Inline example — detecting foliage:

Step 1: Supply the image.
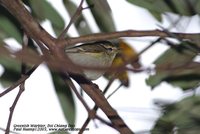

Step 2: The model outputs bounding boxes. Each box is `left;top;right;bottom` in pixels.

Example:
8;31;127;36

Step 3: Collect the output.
127;0;200;21
51;72;75;124
152;96;200;134
146;41;200;90
0;5;22;42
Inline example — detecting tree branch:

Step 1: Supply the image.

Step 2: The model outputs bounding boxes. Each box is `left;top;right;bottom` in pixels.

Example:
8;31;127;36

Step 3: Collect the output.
5;33;29;133
71;75;133;134
0;0;56;51
58;0;84;39
0;65;38;97
5;83;25;134
60;73;91;112
58;29;200;47
79;79;115;133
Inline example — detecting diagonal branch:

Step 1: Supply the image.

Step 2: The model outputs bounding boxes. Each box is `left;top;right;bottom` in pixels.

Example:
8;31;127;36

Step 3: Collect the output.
79;79;115;134
0;0;56;51
60;73;91;112
71;75;133;133
0;64;38;97
58;0;84;39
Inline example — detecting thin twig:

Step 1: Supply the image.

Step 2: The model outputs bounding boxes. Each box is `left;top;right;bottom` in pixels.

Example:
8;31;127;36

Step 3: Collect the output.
60;73;90;112
79;79;115;134
107;84;123;99
0;64;38;97
71;75;133;133
5;33;29;134
5;82;25;134
58;0;84;39
95;115;114;129
65;72;123;130
103;78;116;94
61;73;115;134
0;127;20;134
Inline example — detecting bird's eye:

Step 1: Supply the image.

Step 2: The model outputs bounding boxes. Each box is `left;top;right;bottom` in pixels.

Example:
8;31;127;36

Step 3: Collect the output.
107;47;113;51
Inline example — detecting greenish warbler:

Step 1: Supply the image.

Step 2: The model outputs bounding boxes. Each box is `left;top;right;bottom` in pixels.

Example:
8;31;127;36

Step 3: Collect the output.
65;41;118;80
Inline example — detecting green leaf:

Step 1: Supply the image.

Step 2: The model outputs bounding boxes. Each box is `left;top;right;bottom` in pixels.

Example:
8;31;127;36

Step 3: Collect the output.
168;0;200;16
146;41;200;90
0;67;21;87
0;16;22;43
51;72;76;124
0;40;38;87
127;0;172;21
63;0;92;35
0;56;21;87
152;96;200;134
127;0;200;21
148;10;162;22
0;44;21;87
86;0;116;32
0;5;22;43
27;0;65;36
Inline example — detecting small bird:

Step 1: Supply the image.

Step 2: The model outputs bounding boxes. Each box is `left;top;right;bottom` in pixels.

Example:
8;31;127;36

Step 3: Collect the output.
65;41;118;80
